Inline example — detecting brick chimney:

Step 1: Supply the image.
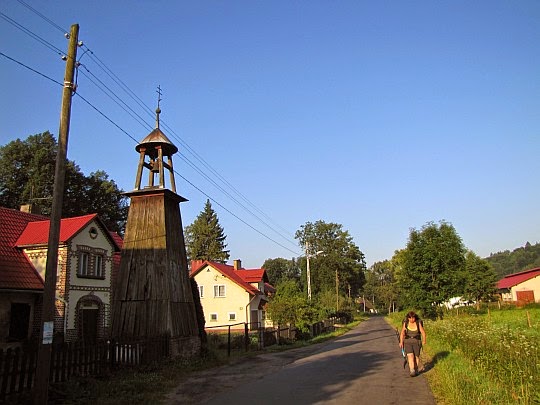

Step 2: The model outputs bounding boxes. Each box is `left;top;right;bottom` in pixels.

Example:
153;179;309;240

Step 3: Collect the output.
191;260;205;272
233;259;242;270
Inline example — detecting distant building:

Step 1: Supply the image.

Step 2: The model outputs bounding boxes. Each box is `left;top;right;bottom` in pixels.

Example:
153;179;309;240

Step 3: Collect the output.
190;259;274;330
497;268;540;304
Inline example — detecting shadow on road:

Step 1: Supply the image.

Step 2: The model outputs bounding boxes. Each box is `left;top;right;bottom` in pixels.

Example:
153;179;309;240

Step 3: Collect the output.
167;317;436;404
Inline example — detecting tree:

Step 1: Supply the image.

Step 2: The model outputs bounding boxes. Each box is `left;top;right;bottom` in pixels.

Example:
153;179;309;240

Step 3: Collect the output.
261;257;299;286
485;241;540;278
264;279;320;333
463;251;498;305
398;221;466;318
0;132;128;233
364;260;399;313
295;220;366;305
185;199;230;263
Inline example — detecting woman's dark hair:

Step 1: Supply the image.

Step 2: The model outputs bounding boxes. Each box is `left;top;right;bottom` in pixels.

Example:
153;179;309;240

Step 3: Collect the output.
407;311;418;320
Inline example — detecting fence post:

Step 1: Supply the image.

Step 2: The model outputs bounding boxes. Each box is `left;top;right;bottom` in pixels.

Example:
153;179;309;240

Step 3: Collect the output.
227;326;231;357
244;323;249;352
1;348;13;400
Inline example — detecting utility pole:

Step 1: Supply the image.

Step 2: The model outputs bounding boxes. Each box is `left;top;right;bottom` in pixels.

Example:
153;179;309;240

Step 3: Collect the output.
306;242;312;301
33;23;79;405
335;269;339;312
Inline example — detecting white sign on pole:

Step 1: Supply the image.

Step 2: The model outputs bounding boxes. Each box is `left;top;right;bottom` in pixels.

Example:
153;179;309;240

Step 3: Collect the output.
43;321;54;344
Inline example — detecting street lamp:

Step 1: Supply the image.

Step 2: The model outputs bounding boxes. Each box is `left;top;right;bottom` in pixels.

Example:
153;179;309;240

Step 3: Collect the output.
305;242;323;301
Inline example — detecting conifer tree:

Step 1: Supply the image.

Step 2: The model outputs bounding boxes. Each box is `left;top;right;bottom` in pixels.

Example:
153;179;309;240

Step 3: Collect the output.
185;199;230;263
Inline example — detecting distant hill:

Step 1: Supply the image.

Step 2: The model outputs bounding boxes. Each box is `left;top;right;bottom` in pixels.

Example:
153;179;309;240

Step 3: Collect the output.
484;241;540;279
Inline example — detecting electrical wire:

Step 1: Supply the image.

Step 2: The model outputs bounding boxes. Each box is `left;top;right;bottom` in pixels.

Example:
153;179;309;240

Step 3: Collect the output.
15;0;68;35
1;9;301;255
0;12;65;57
1;51;301;255
0;51;62;86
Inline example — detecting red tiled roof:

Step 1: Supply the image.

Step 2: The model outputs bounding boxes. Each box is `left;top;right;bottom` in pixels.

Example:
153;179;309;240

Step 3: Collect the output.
235;269;268;283
190;260;264;295
497;268;540;289
0;207;47;290
15;214;98;246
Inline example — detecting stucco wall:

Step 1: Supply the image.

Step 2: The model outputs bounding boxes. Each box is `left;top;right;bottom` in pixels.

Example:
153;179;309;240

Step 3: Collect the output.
511;275;540;302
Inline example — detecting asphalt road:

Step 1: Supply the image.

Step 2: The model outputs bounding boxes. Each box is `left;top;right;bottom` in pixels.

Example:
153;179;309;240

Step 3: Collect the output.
165;316;436;405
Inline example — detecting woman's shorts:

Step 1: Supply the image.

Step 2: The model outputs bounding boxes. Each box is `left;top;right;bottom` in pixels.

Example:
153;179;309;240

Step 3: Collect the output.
404;338;421;356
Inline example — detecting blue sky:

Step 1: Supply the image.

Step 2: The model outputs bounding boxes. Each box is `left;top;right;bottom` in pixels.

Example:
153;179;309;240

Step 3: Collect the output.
1;1;539;269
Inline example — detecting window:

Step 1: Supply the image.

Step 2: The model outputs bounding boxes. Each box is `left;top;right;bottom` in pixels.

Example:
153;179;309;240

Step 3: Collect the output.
198;285;204;298
95;255;104;277
9;303;30;341
228;313;236;321
210;313;218;321
77;245;107;279
214;285;226;298
79;252;89;276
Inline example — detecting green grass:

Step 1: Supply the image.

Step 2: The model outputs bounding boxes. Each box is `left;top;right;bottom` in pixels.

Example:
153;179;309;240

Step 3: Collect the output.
387;305;540;404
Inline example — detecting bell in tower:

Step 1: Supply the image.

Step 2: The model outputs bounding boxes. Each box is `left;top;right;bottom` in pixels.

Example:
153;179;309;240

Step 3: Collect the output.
112;94;201;358
133;105;178;192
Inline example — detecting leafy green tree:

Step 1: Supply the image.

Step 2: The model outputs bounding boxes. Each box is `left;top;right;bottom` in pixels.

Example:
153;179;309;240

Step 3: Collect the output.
463;251;498;305
0;132;57;209
185;199;230;263
0;132;128;233
265;279;320;332
398;221;466;318
295;220;366;303
261;257;299;286
365;260;399;314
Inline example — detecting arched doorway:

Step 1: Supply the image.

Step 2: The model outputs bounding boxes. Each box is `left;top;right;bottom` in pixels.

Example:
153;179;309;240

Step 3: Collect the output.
76;295;104;344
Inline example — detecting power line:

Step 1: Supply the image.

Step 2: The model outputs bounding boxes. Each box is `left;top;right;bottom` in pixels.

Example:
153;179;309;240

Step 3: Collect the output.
74;49;298;248
0;51;62;86
0;11;65;57
1;52;301;255
15;0;68;35
74;92;139;144
1;9;301;255
77;65;152;131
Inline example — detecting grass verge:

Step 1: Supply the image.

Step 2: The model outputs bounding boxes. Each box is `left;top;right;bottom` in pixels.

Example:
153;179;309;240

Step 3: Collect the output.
387;305;540;405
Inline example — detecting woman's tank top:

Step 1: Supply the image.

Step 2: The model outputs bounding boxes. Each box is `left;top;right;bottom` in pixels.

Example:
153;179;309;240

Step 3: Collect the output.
405;324;421;339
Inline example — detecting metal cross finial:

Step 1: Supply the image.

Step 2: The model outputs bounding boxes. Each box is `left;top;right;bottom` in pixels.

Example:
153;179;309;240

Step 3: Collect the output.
155;85;162;128
156;85;163;109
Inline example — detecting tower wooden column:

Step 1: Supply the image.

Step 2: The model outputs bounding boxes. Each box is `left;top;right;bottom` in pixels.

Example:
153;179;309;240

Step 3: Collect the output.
112;107;200;358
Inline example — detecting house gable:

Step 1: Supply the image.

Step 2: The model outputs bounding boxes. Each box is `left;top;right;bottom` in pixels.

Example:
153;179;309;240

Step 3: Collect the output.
193;263;251;325
190;261;272;328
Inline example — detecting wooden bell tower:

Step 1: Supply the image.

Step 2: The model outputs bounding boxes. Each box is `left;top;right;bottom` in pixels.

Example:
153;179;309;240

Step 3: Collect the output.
112;98;200;358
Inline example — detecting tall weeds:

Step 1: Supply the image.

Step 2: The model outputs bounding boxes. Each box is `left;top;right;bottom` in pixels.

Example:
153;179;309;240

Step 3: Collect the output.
388;305;540;404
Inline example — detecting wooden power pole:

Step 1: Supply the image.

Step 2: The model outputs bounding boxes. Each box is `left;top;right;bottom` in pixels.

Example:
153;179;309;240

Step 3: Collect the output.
33;23;79;405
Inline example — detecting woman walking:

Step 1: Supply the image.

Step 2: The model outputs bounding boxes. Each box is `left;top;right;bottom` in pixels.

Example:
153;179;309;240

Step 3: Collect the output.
399;311;427;377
